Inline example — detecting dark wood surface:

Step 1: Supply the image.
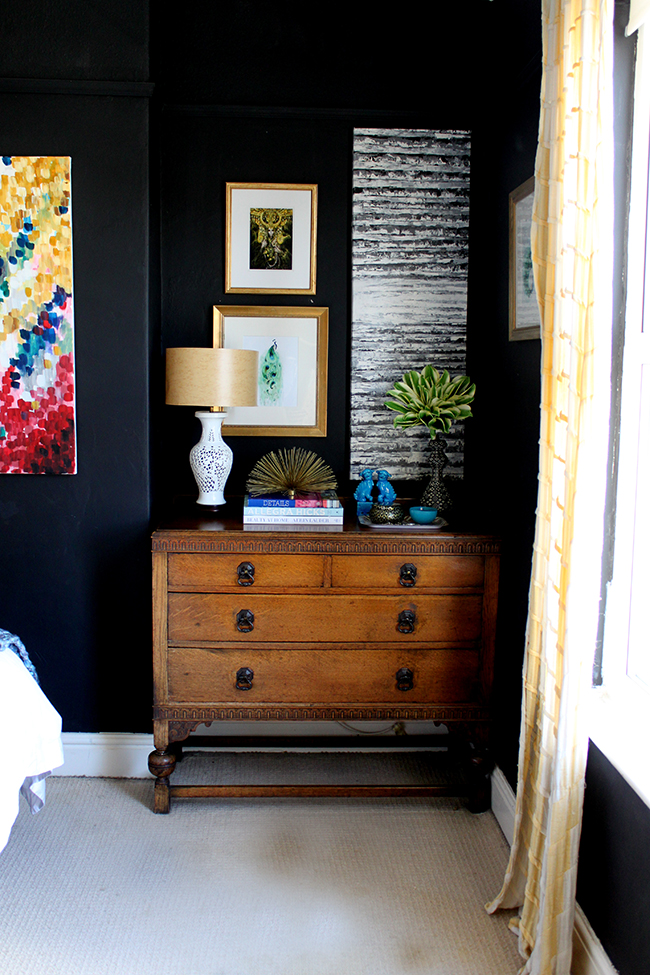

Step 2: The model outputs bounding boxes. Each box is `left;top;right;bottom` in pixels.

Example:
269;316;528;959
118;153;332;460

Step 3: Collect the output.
153;496;501;545
150;499;500;813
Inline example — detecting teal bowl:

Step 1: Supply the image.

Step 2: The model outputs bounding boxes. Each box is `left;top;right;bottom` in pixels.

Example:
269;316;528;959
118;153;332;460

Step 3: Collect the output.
409;506;438;524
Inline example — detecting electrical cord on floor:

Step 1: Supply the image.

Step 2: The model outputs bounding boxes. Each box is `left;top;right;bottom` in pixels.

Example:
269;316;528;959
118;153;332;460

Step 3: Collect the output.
336;721;407;736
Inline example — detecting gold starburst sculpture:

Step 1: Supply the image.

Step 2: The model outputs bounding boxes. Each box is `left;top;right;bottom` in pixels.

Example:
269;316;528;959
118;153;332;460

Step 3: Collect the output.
246;448;337;498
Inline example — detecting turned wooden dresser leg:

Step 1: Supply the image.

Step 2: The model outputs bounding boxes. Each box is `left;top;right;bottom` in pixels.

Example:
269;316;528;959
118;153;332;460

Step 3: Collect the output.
148;748;176;814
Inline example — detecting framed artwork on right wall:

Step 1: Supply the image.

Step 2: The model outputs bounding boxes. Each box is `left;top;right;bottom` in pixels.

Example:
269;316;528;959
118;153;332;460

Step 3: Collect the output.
509;176;541;341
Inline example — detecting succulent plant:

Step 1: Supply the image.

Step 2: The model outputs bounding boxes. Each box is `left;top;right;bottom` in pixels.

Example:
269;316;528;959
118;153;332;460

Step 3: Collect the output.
384;365;476;438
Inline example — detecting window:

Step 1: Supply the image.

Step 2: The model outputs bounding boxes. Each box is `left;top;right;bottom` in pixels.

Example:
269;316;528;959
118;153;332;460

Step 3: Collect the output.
590;16;650;807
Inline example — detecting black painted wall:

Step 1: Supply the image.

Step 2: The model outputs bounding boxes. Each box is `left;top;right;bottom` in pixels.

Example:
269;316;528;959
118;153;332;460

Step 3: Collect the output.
465;56;543;791
1;2;648;971
579;743;650;974
0;4;152;732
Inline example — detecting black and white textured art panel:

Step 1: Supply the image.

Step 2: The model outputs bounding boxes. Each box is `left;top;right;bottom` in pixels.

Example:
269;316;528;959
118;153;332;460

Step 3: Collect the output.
350;128;471;481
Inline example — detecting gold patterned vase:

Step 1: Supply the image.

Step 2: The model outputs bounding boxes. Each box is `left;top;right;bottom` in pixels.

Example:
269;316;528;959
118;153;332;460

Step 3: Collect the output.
420;436;453;511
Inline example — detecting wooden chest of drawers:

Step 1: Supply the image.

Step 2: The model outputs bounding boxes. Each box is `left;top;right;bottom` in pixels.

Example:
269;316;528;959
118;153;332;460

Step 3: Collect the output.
149;504;500;813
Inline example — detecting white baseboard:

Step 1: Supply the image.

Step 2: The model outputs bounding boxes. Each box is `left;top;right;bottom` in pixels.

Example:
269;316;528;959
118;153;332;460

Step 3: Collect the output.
572;907;619;975
54;726;446;778
490;767;618;975
490;766;516;844
56;733;154;778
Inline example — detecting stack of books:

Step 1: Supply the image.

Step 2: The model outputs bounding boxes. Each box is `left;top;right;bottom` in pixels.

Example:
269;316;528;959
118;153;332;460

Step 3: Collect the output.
243;491;344;526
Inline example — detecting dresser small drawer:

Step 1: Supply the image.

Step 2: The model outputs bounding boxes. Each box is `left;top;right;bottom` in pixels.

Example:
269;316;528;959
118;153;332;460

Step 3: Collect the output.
330;554;485;590
168;592;483;645
168;553;326;590
167;646;481;704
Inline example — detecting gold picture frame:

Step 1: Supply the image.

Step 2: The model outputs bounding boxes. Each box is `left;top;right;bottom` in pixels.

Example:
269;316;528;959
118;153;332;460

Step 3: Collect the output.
509;176;541;341
213;305;328;436
225;182;317;294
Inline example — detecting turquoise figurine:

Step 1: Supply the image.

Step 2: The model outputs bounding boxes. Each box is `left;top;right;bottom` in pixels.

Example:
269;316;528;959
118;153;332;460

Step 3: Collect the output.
354;468;375;515
354;468;375;503
376;469;396;505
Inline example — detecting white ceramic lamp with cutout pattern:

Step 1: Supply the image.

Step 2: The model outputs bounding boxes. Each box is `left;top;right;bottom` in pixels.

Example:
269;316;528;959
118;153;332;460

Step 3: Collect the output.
166;347;258;505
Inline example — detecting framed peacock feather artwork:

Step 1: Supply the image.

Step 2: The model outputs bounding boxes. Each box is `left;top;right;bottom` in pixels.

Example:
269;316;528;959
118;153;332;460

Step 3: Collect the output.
225;183;317;294
213;305;328;436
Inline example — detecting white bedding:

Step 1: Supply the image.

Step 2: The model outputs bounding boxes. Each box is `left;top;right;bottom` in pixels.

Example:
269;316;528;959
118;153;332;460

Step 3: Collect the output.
0;647;64;853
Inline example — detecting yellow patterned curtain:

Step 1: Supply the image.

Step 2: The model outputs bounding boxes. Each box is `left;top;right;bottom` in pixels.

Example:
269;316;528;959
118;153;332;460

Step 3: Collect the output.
487;2;614;974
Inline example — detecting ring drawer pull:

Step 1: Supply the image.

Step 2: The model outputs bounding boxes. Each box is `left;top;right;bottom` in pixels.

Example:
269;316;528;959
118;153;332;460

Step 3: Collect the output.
235;667;254;690
399;563;417;587
397;609;416;633
396;667;414;692
237;562;255;586
236;609;255;632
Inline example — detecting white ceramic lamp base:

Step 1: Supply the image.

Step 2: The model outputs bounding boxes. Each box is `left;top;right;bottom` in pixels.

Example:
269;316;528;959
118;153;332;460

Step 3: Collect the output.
189;411;233;505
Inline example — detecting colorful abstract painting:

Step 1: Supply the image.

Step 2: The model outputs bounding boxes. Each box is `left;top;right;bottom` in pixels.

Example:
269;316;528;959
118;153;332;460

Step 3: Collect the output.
0;156;75;474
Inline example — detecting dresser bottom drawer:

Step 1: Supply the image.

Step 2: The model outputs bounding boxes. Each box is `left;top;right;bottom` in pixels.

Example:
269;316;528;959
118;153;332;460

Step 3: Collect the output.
167;647;481;705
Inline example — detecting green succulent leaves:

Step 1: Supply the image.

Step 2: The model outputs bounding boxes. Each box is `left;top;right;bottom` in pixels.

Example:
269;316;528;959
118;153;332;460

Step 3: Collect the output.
385;365;476;438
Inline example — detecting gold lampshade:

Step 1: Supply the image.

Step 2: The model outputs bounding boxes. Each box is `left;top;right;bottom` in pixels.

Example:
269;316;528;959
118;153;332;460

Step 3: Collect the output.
165;347;258;408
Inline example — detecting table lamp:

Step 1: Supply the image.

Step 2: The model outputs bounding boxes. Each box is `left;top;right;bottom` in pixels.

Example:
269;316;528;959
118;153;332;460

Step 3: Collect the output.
166;346;258;505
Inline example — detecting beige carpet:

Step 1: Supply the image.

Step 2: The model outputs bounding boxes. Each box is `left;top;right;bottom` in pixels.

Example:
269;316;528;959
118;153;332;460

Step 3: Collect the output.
0;753;522;975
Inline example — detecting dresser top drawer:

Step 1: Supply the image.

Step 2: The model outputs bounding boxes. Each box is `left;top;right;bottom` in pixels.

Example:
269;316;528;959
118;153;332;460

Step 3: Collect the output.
330;554;485;590
168;553;326;591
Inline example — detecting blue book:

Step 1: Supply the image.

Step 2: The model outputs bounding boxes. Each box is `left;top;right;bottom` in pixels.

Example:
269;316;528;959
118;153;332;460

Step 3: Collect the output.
245;491;340;508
